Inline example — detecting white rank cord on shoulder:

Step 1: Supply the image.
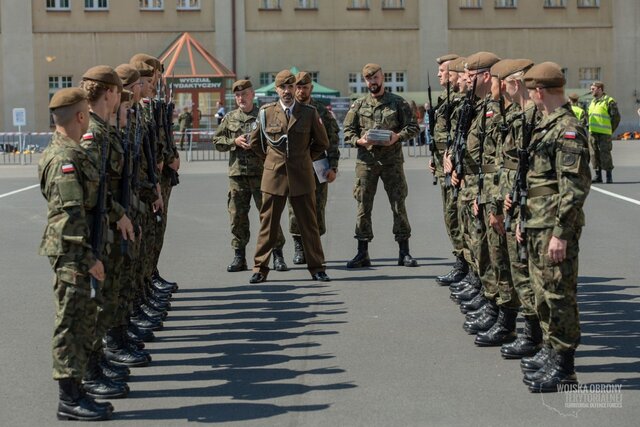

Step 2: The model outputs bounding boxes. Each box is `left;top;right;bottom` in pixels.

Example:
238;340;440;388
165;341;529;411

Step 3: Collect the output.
259;108;289;157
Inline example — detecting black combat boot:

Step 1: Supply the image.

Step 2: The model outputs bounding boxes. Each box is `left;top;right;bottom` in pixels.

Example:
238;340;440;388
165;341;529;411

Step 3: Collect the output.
523;346;557;386
521;344;553;373
592;169;603;183
82;353;129;399
347;240;371;268
151;274;176;294
128;321;155;342
501;316;542;359
272;248;289;271
227;248;247;272
528;349;578;392
463;300;498;334
605;170;613;183
474;307;518;346
292;235;306;265
57;378;113;421
436;255;468;285
450;285;480;304
98;349;130;381
104;326;151;368
449;271;481;293
153;268;178;291
398;240;418;267
465;297;498;321
131;304;163;331
460;293;488;314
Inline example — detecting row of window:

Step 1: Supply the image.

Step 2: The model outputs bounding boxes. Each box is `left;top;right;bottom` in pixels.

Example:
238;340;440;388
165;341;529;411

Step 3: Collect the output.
46;0;200;11
460;0;600;8
260;0;405;9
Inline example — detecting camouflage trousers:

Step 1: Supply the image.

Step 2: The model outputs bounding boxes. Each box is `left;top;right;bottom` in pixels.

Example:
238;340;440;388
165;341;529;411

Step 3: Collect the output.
289;180;328;236
459;199;497;296
138;206;158;294
441;181;464;258
151;174;174;271
118;224;141;325
589;133;613;171
49;257;98;380
527;227;582;352
458;198;477;272
353;162;411;242
228;175;284;250
505;222;536;317
484;205;519;308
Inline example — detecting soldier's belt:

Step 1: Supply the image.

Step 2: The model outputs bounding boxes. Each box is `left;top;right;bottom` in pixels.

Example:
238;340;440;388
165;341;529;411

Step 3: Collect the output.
465;164;480;174
481;164;499;173
503;158;518;170
528;184;559;198
435;141;447;150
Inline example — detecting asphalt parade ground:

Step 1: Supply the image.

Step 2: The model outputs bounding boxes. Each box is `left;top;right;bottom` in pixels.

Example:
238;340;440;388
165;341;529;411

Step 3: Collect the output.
1;143;639;427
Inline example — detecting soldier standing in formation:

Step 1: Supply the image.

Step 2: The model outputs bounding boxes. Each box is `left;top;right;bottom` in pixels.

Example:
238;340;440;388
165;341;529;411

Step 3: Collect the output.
343;63;420;268
587;80;620;183
214;79;287;273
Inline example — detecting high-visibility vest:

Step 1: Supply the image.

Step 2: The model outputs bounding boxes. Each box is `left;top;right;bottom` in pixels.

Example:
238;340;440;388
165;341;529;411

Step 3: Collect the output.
571;105;585;122
588;95;614;135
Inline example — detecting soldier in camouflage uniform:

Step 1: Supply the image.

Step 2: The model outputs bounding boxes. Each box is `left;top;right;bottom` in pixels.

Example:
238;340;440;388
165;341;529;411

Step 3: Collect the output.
587;80;620;183
288;71;340;265
519;62;591;392
39;88;113;421
214;79;287;272
343;63;420;268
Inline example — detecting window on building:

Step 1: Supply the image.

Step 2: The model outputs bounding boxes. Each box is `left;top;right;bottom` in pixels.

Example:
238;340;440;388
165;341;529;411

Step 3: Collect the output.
577;0;599;7
383;71;407;93
495;0;516;8
177;0;200;10
579;67;601;88
85;0;108;10
296;0;317;9
348;0;370;10
260;72;276;86
460;0;483;8
543;0;566;8
260;0;281;10
49;76;73;125
308;71;319;82
139;0;164;10
382;0;404;9
348;73;367;94
46;0;70;10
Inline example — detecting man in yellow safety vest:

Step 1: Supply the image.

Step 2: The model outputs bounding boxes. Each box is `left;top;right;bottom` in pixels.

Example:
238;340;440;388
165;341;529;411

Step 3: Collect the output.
587;81;620;183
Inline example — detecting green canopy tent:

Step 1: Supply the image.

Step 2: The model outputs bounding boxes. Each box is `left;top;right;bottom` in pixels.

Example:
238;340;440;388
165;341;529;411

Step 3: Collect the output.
254;66;341;101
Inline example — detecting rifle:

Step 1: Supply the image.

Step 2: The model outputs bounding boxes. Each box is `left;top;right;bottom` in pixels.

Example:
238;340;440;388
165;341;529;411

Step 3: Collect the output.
427;73;437;185
451;74;478;202
90;133;108;299
119;107;133;259
443;79;453;187
163;78;180;186
475;98;488;232
142;100;162;223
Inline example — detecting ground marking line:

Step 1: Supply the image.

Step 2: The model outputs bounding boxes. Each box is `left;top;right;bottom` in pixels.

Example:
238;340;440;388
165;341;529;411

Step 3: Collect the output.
591;185;640;206
0;184;39;199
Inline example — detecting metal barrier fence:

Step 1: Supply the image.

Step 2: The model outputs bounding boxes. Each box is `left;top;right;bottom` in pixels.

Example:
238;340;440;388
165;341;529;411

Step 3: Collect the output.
0;132;51;165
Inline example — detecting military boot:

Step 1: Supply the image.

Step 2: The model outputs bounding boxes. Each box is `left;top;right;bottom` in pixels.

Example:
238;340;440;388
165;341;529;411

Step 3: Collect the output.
104;326;150;368
227;248;247;272
474;307;518;346
292;235;306;265
398;240;418;267
153;269;178;292
521;344;553;373
501;316;542;359
273;248;289;271
128;320;155;342
98;350;130;381
523;347;557;386
450;285;480;304
57;378;112;421
449;271;480;293
465;297;498;321
528;349;578;392
605;170;613;183
463;300;498;334
347;240;371;268
82;353;129;399
436;255;468;285
460;293;488;314
592;169;603;183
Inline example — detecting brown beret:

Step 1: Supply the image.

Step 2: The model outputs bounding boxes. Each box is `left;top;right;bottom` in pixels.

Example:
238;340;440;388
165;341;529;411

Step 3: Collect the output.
591;80;604;89
362;63;382;77
232;79;253;92
524;61;566;89
130;60;155;77
275;70;296;87
448;57;467;73
115;64;140;86
130;53;161;72
465;51;501;71
295;71;312;85
82;65;123;91
437;54;459;65
120;89;133;103
490;58;534;80
49;88;88;110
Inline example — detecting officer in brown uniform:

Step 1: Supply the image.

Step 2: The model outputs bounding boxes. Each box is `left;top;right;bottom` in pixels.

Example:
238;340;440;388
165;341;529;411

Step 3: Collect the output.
249;70;330;283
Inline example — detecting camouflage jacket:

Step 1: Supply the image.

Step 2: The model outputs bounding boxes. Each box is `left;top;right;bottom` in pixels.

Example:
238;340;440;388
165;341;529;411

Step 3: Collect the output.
525;103;591;239
476;97;503;205
178;111;192;131
38;132;100;270
458;96;485;202
433;91;463;177
310;98;341;170
213;107;264;177
343;91;420;165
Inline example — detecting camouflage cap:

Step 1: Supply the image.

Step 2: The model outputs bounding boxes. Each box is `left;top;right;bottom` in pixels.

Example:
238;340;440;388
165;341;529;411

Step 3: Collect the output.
115;64;140;86
524;61;566;89
275;70;296;87
120;89;133;103
448;57;467;73
362;63;382;77
490;58;534;79
49;87;88;110
465;51;501;71
130;60;155;77
129;53;162;72
82;65;123;91
437;54;459;65
232;79;253;92
295;71;312;85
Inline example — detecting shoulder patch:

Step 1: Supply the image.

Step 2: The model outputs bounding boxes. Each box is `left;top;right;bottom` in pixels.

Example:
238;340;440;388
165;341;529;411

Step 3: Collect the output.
564;131;576;139
485;110;494;118
61;163;75;174
82;132;94;141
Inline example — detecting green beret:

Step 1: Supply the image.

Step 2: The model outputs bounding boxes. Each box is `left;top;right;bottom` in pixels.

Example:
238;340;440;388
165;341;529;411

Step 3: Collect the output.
295;71;312;85
130;60;155;77
129;53;162;72
82;65;123;91
448;57;467;73
362;63;382;77
49;88;88;110
115;64;140;86
491;58;534;79
465;51;501;71
232;79;253;92
437;54;459;65
524;61;566;89
275;70;295;87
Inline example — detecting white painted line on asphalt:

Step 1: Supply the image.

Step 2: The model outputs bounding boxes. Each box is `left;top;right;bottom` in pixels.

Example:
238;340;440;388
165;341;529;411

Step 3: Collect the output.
0;184;39;199
591;185;640;206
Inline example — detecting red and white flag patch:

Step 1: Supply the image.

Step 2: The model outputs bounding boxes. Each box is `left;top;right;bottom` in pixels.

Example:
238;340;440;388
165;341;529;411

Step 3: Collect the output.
61;163;75;174
564;131;576;139
82;132;94;141
485;110;494;118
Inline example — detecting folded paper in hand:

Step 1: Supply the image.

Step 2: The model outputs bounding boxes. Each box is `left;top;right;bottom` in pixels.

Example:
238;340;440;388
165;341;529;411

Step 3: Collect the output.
367;129;392;145
313;158;331;183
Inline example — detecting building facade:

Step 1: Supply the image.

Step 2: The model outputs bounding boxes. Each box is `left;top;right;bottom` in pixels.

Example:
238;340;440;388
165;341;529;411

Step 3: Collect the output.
1;0;638;132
